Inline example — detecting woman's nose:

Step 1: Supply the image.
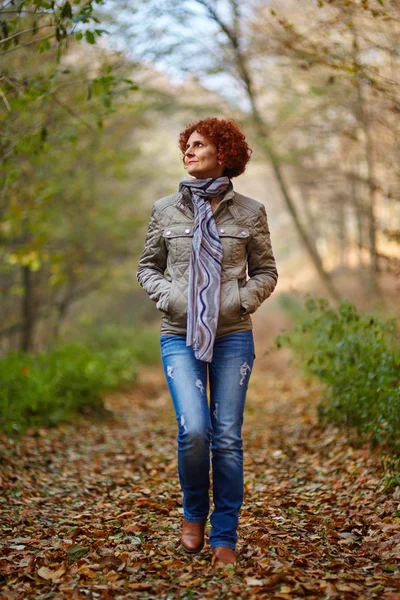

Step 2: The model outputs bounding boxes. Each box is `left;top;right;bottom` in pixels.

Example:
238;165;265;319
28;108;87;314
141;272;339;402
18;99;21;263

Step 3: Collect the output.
185;146;194;156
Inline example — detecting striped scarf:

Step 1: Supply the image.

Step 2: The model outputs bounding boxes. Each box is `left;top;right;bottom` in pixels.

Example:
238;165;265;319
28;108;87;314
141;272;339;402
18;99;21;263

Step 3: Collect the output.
178;176;231;362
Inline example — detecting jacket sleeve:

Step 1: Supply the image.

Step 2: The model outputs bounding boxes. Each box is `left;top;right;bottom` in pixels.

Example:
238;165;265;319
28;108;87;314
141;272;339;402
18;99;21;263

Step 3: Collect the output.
136;205;171;312
239;204;278;314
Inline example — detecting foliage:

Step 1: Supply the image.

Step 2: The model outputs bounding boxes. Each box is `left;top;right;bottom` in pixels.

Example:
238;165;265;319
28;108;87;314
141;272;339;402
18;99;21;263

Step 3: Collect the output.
0;325;160;433
0;0;142;353
0;0;131;156
83;324;162;366
0;0;105;52
277;299;400;454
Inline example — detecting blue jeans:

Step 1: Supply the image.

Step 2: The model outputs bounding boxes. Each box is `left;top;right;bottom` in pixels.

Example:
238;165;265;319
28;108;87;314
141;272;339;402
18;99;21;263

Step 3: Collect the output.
160;331;255;550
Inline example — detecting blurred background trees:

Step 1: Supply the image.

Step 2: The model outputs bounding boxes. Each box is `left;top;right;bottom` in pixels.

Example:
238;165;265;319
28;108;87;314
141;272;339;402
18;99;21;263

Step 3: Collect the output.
117;0;400;301
1;0;399;357
0;0;171;353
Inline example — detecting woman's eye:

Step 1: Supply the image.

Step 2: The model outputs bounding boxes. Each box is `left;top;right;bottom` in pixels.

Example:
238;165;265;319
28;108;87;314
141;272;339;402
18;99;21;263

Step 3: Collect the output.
185;141;203;150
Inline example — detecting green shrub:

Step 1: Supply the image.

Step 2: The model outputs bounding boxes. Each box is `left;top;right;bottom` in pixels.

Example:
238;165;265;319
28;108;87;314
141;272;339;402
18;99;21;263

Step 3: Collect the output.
82;324;160;366
277;299;400;453
0;326;160;433
0;352;54;430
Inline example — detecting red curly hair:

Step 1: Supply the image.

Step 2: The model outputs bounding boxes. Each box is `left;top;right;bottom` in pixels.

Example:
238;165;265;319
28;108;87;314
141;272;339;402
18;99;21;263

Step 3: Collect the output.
178;117;252;178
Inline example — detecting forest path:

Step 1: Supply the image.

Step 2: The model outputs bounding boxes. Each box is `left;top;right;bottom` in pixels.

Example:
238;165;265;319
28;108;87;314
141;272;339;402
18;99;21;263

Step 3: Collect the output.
1;314;399;599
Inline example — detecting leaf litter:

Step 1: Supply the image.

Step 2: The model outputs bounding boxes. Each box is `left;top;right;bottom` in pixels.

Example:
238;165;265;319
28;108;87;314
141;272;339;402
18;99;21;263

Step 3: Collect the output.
0;361;399;599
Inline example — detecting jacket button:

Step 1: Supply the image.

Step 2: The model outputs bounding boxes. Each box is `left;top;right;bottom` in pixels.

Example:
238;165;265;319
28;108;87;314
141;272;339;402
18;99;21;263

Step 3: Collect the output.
241;231;247;236
166;231;171;236
185;228;190;234
220;228;225;233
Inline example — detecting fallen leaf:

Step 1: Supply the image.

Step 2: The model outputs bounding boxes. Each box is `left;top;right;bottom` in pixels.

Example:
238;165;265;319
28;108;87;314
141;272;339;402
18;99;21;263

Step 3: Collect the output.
245;577;264;586
0;559;13;573
66;545;89;560
37;566;66;581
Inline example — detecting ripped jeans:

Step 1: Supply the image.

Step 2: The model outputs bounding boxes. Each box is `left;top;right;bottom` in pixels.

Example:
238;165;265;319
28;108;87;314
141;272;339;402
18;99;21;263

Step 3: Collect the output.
160;331;255;550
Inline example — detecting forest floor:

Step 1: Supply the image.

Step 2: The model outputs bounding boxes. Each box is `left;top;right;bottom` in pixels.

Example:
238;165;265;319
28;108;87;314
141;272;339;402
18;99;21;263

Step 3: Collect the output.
1;309;400;600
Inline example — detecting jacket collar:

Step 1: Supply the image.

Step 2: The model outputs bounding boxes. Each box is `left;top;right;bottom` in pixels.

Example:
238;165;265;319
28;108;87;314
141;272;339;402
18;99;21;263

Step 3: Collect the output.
175;186;193;218
175;184;235;219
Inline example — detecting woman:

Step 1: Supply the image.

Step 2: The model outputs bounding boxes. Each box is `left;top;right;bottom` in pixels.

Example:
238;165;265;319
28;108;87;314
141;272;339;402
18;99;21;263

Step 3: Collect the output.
136;117;278;567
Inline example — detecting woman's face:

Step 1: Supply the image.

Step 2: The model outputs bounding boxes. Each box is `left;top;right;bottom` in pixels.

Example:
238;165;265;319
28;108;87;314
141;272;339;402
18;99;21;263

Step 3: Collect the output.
184;131;225;179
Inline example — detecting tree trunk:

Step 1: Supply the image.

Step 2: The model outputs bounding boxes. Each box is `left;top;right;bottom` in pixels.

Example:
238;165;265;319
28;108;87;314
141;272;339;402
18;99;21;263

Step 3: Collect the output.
238;50;342;304
357;83;379;294
292;166;322;248
349;171;365;270
21;265;35;352
336;197;347;268
352;29;380;295
265;141;342;304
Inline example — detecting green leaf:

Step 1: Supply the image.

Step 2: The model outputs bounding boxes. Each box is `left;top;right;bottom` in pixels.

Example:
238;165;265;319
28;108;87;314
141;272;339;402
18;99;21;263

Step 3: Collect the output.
66;545;89;560
37;39;51;52
130;536;142;545
61;1;73;19
85;30;95;44
75;31;83;41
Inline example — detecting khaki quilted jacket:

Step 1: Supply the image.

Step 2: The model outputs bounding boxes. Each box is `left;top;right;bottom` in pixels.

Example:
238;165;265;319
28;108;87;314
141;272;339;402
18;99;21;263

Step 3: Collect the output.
136;185;278;338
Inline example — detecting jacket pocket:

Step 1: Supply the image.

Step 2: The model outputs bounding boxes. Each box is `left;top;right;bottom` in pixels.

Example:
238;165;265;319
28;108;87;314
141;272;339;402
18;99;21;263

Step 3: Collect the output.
167;279;176;314
163;226;194;264
218;279;241;326
167;278;187;327
218;226;249;264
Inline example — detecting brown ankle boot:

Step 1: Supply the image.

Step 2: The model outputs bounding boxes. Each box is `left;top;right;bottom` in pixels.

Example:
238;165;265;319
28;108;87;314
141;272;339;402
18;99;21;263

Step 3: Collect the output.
181;519;206;554
212;546;237;567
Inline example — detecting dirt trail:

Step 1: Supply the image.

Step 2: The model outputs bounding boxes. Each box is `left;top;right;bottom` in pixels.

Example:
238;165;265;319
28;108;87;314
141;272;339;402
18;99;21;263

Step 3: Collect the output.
1;310;399;599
